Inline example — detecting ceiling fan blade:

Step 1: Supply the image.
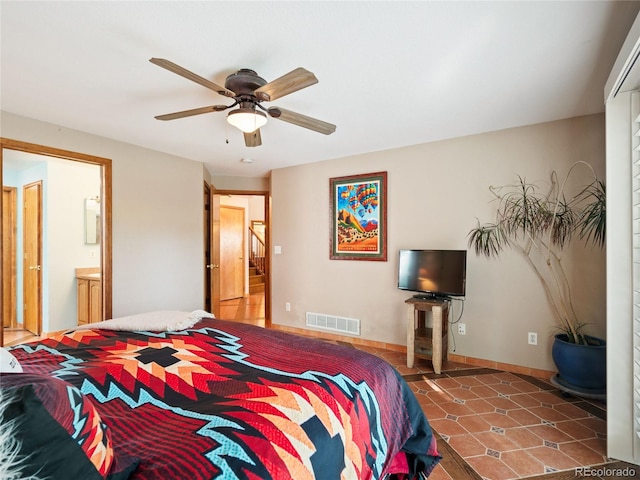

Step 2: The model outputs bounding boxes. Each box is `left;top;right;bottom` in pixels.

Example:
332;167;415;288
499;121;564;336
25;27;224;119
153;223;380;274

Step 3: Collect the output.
254;68;318;102
268;107;336;135
155;105;229;121
150;58;235;98
244;129;262;147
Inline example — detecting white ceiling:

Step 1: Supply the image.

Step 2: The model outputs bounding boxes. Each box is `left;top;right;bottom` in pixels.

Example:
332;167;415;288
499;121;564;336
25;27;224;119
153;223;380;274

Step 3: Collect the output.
2;1;638;178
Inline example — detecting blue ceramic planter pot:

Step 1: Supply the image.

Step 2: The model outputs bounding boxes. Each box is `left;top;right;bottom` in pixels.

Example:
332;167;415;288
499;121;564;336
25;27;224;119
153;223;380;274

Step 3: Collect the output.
551;334;606;391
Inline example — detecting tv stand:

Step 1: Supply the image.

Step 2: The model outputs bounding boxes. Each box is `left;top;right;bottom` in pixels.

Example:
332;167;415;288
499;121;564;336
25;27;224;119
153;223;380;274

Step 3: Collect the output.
405;297;450;374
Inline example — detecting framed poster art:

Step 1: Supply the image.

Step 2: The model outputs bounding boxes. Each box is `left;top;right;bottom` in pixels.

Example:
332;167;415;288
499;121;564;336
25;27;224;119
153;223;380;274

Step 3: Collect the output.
329;171;387;261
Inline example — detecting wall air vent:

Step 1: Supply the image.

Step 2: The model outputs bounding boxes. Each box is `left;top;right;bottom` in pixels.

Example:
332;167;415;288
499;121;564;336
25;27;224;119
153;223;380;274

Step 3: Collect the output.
305;312;360;336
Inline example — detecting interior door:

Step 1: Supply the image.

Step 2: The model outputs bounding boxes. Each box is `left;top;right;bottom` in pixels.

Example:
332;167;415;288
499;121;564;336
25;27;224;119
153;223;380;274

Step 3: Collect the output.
2;186;17;329
220;205;245;300
211;193;221;316
23;181;42;335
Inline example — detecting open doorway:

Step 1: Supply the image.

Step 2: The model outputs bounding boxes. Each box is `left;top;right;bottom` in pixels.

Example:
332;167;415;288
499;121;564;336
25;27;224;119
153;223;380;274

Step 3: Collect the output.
207;189;270;328
0;138;112;346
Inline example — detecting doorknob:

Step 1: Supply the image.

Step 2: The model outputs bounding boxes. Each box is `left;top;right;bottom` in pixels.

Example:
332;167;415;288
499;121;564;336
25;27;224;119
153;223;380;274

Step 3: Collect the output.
206;264;219;269
28;265;41;271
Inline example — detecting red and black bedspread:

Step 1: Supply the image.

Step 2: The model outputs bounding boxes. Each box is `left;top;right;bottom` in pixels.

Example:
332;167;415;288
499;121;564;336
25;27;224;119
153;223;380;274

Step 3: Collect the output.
6;318;440;479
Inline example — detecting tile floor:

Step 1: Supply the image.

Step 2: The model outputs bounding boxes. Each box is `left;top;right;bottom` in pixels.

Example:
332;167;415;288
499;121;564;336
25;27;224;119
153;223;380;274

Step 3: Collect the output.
357;346;610;480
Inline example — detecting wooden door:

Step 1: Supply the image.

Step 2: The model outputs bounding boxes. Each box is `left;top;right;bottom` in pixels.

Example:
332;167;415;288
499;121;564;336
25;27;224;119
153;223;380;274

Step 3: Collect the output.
211;192;221;317
2;186;17;328
220;205;244;300
23;181;42;335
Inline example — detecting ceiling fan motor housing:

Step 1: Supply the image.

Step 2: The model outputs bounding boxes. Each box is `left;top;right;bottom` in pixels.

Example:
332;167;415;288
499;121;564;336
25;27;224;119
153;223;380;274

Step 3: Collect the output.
225;69;267;97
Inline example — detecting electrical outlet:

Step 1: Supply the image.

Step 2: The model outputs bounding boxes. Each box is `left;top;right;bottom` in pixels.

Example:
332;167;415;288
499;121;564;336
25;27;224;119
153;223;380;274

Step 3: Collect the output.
528;332;538;345
285;302;291;312
458;323;466;335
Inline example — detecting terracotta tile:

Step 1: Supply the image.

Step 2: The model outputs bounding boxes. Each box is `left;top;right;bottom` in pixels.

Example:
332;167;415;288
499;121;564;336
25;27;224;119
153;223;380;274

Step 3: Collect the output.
492;372;523;383
444;387;480;401
433;377;463;389
553;402;591;420
500;449;546;476
527;406;570;423
454;376;485;387
457;415;492;434
579;416;607;436
472;431;520;452
425;463;453;480
469;384;500;398
465;454;519;480
465;398;496;414
510;380;542;393
489;382;522;396
416;378;443;392
559;441;607;465
476;374;503;385
510;393;542;409
485;396;521;411
425;390;456;403
507;408;543;426
528;391;567;405
420;402;448;420
447;434;487;457
478;412;522;429
555;420;599;441
438;401;476;417
429;418;470;436
416;396;436;411
504;427;545;449
580;436;607;455
526;424;574;444
406;382;421;394
526;445;581;470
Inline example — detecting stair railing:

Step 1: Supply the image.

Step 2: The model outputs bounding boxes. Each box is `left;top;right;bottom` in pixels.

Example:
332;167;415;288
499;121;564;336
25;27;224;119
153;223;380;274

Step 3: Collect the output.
248;226;265;275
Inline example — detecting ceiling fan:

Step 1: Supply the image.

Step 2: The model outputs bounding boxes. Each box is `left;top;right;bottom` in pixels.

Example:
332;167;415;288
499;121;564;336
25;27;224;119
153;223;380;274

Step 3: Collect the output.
149;58;336;147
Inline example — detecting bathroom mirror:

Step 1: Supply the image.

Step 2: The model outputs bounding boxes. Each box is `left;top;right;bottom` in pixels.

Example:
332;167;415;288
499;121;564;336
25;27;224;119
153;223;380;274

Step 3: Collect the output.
85;197;100;244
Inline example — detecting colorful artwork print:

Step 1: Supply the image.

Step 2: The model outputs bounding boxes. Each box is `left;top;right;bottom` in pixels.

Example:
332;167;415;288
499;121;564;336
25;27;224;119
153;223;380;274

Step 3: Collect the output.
330;172;387;261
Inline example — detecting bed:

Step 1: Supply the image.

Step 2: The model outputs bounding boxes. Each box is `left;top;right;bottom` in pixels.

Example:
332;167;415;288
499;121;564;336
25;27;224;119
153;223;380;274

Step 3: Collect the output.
1;312;441;479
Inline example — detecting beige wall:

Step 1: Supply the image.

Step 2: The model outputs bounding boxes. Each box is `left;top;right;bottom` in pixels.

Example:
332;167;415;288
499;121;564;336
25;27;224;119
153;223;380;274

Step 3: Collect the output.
1;111;205;323
271;114;606;372
211;175;269;192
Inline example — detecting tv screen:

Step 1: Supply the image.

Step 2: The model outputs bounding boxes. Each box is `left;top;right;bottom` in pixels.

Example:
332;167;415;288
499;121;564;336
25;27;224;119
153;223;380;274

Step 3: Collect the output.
398;249;467;298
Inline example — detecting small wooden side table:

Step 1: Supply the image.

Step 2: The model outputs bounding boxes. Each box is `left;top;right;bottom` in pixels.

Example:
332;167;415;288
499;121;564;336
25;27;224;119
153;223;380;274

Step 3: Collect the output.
405;297;450;374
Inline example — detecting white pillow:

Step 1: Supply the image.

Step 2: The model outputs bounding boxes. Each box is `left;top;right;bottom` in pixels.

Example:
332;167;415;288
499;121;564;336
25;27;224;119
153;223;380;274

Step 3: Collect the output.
0;347;23;373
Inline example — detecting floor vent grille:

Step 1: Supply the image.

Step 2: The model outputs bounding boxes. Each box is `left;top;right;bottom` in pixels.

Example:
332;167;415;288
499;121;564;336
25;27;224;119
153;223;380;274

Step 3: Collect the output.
305;312;360;336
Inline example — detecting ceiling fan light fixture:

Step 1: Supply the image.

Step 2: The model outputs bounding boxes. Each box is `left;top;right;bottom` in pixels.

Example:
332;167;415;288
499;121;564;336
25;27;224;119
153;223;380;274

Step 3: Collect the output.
227;108;267;133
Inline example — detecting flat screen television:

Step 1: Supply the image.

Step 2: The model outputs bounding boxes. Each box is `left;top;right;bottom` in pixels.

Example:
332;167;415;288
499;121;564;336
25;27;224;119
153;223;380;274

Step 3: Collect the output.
398;249;467;299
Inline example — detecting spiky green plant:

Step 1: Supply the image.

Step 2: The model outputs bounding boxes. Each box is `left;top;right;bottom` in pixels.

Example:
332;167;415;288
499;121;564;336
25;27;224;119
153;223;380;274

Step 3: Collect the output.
468;161;606;345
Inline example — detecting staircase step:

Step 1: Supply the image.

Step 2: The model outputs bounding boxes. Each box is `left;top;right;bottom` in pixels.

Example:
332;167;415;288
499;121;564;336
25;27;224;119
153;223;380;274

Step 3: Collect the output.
249;282;265;294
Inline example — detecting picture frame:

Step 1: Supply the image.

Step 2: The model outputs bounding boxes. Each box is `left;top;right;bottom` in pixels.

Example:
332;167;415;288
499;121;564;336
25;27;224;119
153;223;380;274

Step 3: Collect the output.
329;171;387;261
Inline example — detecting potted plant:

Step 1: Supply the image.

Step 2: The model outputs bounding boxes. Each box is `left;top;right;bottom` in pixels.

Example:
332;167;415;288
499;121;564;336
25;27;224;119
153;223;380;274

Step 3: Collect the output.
468;161;606;395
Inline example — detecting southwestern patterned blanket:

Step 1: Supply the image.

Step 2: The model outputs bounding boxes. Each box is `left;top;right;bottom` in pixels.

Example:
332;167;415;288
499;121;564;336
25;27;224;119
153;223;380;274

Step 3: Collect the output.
3;318;440;479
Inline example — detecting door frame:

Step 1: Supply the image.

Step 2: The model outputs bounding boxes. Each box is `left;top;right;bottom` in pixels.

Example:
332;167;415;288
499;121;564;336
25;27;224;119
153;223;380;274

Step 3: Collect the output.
2;186;17;329
210;189;271;327
0;138;113;346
